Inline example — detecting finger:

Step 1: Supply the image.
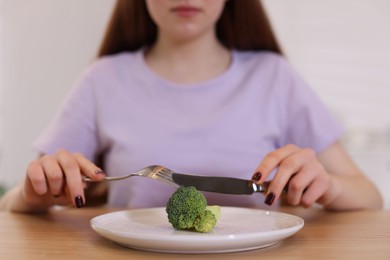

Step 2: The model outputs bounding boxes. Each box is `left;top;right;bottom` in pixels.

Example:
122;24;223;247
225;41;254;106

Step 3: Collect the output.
26;159;48;195
252;144;300;183
266;149;307;198
265;148;316;205
271;157;301;194
285;166;314;205
41;156;65;196
73;153;105;181
56;150;85;208
301;175;329;208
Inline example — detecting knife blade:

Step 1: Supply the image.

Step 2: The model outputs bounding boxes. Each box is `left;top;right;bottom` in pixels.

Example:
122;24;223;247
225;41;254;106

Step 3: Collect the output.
171;173;269;195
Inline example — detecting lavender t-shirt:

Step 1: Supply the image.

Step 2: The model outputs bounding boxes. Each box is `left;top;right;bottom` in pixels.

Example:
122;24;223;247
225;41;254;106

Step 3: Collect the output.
33;50;344;208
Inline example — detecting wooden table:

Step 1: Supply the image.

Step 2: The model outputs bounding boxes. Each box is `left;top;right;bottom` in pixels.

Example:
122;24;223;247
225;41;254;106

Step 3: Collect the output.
1;206;389;259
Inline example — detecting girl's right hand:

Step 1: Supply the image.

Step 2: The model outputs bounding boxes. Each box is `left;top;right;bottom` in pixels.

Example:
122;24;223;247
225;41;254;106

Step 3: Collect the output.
22;149;105;209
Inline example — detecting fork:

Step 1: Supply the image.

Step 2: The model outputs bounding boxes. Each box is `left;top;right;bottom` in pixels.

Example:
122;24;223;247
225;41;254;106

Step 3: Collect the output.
82;165;179;188
82;164;272;194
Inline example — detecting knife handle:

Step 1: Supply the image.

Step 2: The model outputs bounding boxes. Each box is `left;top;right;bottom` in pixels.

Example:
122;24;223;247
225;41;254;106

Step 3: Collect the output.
253;181;270;193
171;173;270;195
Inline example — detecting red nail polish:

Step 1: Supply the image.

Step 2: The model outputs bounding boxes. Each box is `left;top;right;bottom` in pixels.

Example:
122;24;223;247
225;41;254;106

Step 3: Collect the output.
264;192;275;206
95;169;105;175
252;172;262;181
75;196;84;208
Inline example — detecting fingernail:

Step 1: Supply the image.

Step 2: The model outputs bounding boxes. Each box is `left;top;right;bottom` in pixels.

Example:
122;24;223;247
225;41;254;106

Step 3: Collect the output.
264;192;275;206
95;169;105;175
252;172;262;181
75;196;84;208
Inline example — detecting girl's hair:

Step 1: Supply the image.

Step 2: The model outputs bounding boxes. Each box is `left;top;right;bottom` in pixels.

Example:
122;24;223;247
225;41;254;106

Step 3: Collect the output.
98;0;282;57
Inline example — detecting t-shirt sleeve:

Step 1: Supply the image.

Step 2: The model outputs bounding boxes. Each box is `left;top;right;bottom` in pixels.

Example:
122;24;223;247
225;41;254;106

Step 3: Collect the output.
277;58;345;153
32;70;99;161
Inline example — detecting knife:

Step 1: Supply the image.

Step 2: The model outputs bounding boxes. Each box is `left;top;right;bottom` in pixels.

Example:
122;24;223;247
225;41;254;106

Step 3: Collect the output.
170;173;270;195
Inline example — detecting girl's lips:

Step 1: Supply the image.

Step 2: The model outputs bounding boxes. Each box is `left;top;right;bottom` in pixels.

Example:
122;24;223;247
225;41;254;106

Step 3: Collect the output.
171;6;201;17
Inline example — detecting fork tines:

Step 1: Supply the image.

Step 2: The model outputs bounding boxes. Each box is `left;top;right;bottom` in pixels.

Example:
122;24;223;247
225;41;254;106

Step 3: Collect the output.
155;168;175;183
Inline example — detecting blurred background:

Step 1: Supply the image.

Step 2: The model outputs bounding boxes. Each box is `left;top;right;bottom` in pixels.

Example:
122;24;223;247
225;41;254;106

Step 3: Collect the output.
0;0;389;209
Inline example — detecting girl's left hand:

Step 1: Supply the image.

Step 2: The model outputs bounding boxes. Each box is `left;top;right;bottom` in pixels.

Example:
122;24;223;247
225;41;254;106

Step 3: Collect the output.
251;144;334;207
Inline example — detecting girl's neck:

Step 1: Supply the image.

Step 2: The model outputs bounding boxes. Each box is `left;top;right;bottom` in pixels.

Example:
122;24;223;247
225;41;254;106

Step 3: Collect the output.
144;34;231;85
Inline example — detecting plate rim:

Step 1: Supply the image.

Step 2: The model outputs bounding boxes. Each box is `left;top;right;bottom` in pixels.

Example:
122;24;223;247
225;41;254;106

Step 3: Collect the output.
90;206;304;253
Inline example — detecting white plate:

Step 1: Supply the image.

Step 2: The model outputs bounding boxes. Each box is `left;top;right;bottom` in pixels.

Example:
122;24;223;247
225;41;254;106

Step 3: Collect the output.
90;207;304;254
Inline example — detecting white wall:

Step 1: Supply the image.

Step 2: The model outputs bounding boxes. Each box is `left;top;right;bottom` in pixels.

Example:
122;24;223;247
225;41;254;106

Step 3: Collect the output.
264;0;390;131
1;0;389;208
0;0;114;186
263;0;390;209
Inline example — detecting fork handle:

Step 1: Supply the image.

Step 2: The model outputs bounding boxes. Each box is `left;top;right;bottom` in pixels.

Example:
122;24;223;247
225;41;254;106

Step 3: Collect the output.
82;176;131;182
82;176;94;182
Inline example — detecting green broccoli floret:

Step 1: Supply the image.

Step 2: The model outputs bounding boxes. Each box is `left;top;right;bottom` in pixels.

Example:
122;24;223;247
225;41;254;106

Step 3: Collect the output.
193;209;217;233
166;186;219;233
